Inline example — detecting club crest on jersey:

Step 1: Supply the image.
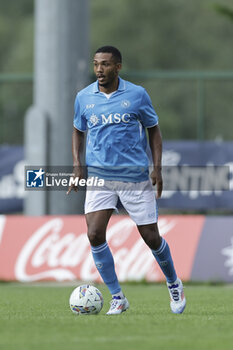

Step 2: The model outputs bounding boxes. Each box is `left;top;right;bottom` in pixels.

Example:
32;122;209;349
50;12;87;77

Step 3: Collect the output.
121;100;131;108
89;114;99;126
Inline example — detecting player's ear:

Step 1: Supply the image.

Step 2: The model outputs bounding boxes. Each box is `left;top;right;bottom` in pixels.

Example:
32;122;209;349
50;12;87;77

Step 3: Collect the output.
116;63;122;73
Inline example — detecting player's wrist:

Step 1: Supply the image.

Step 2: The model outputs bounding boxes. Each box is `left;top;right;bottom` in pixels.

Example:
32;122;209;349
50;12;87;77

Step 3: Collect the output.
73;162;81;167
72;165;84;179
153;165;162;172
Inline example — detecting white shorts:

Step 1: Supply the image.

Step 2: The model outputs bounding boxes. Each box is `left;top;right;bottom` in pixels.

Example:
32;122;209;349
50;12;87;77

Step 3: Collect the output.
84;179;158;225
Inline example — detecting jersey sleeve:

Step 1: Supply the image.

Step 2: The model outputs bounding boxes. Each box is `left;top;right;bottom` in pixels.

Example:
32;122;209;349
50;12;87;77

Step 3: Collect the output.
138;88;158;128
73;94;87;132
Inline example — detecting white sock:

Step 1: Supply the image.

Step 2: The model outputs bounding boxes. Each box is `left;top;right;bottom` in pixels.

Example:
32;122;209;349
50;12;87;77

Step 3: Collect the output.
112;290;124;299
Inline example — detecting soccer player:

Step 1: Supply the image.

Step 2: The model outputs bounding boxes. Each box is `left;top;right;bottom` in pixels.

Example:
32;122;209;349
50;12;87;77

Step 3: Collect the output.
67;46;186;315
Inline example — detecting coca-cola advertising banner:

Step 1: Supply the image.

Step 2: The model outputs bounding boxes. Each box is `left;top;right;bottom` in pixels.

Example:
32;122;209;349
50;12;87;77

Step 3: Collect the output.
1;214;233;282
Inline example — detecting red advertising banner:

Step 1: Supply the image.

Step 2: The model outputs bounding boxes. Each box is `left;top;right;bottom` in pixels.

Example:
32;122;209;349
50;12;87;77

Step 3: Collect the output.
0;215;204;282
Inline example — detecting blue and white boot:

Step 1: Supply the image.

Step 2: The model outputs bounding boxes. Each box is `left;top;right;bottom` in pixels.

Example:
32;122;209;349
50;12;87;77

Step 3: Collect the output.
167;278;186;314
106;296;130;315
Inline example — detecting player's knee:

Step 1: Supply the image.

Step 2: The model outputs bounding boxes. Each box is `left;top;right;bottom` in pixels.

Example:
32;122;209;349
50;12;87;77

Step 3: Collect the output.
87;228;105;246
138;223;161;250
143;229;161;250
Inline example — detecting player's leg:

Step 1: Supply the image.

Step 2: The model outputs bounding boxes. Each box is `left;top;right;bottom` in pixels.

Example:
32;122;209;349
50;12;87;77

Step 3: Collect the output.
86;210;129;315
118;180;186;314
86;209;112;246
139;223;186;313
86;209;121;294
137;222;178;283
85;187;129;314
138;223;186;314
137;222;186;314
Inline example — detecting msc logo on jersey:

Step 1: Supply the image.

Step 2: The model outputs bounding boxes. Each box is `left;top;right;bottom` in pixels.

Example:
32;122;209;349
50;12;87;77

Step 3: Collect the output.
88;113;131;127
26;168;45;188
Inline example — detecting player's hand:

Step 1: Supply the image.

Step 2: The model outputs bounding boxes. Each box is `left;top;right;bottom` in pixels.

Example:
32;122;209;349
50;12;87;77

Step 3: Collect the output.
66;166;84;195
150;167;163;199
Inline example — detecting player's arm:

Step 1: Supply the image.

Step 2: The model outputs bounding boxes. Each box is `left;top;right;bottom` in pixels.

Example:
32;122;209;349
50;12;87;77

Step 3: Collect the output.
66;127;85;194
148;125;163;198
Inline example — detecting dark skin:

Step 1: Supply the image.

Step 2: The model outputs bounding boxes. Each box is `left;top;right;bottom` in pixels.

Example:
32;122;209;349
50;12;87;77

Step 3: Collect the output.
93;52;122;93
67;52;163;250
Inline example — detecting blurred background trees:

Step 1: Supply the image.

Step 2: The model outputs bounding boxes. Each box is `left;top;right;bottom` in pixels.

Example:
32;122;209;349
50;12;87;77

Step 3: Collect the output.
0;0;232;143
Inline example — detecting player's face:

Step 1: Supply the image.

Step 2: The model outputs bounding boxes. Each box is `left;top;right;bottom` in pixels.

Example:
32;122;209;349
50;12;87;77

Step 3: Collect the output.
93;53;121;89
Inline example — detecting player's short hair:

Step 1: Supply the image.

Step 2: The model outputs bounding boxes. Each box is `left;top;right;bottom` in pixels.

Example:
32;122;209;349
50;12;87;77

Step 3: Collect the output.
95;46;122;63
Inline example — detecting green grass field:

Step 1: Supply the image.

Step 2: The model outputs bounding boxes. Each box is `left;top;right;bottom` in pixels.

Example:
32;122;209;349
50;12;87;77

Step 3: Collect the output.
0;282;233;350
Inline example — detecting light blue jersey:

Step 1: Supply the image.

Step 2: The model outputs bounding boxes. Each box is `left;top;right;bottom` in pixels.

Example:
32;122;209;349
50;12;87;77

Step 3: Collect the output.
73;77;158;182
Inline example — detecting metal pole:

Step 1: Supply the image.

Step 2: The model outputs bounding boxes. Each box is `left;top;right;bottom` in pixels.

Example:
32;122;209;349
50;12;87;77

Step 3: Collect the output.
24;0;89;215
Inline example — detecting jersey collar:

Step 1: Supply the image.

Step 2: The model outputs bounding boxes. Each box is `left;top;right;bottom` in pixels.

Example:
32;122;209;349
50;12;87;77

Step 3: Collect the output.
93;77;126;93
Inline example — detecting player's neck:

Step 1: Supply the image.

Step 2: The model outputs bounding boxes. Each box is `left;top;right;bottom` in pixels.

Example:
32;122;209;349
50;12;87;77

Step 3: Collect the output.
99;78;119;94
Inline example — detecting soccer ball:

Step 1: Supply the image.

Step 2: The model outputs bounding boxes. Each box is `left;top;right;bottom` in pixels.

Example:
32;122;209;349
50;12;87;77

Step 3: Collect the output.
69;284;104;315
